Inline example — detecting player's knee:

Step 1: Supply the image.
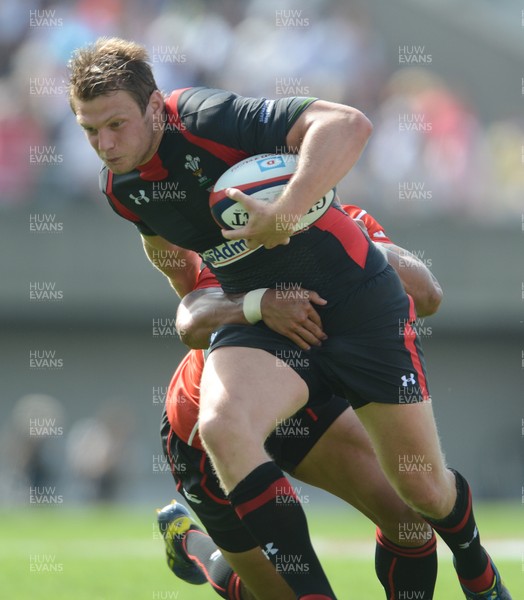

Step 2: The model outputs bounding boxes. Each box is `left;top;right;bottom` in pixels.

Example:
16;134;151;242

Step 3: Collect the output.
199;413;226;455
396;478;448;518
199;411;250;462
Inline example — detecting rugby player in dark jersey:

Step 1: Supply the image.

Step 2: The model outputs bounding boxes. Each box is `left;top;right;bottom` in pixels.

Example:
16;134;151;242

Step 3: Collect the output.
156;205;441;600
68;38;511;600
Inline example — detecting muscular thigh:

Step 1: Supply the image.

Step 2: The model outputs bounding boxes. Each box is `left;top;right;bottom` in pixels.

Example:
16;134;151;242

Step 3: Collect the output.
356;401;447;482
200;323;330;441
356;401;455;516
199;340;315;489
200;345;309;441
292;407;429;544
202;322;326;420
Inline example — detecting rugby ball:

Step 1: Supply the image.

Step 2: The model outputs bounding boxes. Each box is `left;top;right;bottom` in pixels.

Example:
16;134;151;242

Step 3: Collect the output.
209;154;335;233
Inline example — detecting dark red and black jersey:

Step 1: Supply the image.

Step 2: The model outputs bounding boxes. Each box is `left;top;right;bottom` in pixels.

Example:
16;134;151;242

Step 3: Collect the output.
100;87;314;250
100;87;387;297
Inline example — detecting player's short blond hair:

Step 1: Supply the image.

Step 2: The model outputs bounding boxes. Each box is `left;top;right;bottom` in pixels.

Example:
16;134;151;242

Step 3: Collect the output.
68;37;158;114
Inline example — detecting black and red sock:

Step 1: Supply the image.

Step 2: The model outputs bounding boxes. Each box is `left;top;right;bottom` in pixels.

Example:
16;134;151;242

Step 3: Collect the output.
423;469;493;593
184;527;243;599
228;461;335;599
375;527;437;599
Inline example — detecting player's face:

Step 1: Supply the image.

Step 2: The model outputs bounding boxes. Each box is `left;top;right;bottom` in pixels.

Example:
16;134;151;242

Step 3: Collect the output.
73;90;164;174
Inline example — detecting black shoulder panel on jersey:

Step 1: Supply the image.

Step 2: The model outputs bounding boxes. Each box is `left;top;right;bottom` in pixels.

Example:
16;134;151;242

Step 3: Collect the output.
177;87;234;116
99;165;156;236
173;87;318;156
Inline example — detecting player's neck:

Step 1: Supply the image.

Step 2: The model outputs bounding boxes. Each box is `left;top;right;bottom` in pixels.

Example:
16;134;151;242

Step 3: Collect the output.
138;126;164;168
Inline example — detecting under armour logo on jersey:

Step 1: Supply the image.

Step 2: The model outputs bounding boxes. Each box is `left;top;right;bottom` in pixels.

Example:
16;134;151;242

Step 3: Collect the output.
262;542;279;560
401;373;416;387
182;488;202;504
129;190;150;205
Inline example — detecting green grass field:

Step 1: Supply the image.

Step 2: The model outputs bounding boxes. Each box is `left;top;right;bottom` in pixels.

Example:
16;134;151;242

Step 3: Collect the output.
1;503;521;599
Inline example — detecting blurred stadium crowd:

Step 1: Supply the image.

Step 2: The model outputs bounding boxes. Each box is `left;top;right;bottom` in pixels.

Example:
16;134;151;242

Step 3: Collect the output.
1;0;523;220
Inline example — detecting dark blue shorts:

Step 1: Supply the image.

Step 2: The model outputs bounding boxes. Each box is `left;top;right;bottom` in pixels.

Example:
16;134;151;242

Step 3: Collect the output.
209;265;430;410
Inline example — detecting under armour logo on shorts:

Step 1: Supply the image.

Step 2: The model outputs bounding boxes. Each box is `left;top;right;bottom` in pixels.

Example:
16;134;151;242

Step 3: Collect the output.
401;373;416;387
263;542;279;559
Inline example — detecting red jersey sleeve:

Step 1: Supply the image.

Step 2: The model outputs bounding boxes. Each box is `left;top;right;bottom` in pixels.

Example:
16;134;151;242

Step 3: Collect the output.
166;349;206;450
341;204;392;244
166;267;219;449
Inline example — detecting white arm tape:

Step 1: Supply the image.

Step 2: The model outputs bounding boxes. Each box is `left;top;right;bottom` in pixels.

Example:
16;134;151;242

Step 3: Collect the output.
242;288;269;324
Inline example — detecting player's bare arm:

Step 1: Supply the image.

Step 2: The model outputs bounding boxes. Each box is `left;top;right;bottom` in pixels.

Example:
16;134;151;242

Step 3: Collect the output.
223;101;372;249
176;287;328;350
378;243;443;316
350;216;443;317
141;234;201;298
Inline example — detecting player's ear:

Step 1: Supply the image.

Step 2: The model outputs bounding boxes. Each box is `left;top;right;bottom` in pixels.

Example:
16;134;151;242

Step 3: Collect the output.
148;90;164;116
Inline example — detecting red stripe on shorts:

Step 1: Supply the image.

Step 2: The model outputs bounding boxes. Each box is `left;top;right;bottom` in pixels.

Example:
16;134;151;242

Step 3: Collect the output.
388;557;398;600
402;295;430;400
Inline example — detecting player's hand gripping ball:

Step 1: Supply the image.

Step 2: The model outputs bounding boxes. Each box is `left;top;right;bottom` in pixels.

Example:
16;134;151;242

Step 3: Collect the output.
209;154;336;235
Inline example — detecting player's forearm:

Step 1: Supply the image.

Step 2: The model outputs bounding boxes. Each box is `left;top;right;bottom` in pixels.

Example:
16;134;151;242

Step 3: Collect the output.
281;103;372;217
166;270;200;299
177;287;327;351
141;235;201;298
176;289;246;348
380;243;443;317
